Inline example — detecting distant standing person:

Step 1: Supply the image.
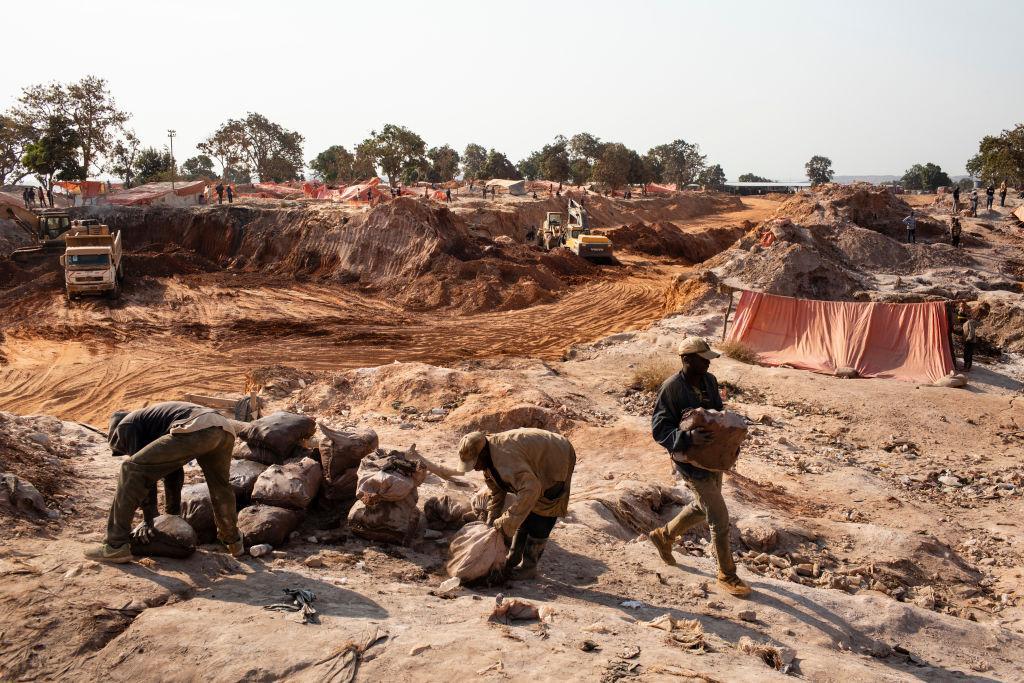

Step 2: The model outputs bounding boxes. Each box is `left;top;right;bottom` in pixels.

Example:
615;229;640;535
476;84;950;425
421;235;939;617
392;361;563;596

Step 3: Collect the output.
215;182;225;204
226;185;234;204
29;187;37;207
445;188;452;202
949;215;962;248
951;185;961;213
962;312;978;371
903;210;917;243
999;181;1007;207
22;187;31;209
985;184;995;211
970;190;979;217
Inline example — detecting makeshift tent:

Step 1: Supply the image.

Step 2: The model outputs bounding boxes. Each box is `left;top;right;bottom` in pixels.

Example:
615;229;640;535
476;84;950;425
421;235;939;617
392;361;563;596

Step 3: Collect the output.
485;179;525;196
726;290;953;384
108;181;207;207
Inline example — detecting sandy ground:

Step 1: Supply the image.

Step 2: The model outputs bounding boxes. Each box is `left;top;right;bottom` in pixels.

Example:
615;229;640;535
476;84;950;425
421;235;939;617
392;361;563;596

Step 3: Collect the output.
2;191;1023;682
0;198;777;425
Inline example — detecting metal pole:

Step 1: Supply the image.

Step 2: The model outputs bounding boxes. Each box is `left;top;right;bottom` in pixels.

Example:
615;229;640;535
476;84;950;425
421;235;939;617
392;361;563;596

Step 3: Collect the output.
167;129;177;190
721;290;735;341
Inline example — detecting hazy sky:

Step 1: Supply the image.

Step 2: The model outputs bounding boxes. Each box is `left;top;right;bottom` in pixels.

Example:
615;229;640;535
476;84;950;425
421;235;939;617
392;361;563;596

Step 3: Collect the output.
3;0;1022;180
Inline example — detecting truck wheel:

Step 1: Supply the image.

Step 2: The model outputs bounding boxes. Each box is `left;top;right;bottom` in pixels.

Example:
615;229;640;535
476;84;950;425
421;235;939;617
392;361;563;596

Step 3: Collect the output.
109;281;121;300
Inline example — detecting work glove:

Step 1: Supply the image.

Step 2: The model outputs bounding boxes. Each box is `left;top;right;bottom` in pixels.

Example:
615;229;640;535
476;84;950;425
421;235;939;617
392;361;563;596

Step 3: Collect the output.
689;428;714;447
494;515;516;544
131;522;154;545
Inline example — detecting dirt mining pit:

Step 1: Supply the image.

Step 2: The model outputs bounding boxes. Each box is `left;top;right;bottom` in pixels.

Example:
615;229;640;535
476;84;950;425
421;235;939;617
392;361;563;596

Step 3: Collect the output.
0;193;761;424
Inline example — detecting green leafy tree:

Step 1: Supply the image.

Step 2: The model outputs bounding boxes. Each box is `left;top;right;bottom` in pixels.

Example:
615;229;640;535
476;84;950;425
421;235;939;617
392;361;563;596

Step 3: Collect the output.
697;163;727;190
738;173;774;183
109;130;141;187
518;153;541;181
591;143;634;190
645;139;706;187
427;144;460;182
0;112;32;185
805;155;834;186
957;178;975;192
966;124;1024;185
569;159;592;185
481;149;521;180
21;115;81;205
900;162;952;192
134;147;175;185
361;124;426;186
352;141;377;180
567;132;603;165
309;145;355;183
461;143;487;180
200;113;304;182
181;154;218;181
15;75;129;178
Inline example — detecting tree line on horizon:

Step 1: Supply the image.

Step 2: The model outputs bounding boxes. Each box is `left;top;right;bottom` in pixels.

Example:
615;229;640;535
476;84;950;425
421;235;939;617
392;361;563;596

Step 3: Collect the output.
2;76;1021;202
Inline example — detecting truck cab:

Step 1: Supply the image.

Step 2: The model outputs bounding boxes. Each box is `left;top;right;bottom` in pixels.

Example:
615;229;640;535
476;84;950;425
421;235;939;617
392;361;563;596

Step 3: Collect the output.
60;222;124;300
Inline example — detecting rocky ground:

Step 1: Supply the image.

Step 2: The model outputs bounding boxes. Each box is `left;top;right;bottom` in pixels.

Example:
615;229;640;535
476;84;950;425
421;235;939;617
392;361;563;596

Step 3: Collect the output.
1;187;1023;682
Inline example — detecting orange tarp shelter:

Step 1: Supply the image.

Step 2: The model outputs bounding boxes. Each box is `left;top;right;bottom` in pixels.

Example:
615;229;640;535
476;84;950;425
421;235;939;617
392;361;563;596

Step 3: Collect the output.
726;290;953;384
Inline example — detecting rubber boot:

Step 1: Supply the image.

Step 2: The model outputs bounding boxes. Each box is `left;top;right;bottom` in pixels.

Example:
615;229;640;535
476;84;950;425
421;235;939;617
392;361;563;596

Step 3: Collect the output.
712;530;751;597
511;536;547;580
648;526;677;566
505;527;528;572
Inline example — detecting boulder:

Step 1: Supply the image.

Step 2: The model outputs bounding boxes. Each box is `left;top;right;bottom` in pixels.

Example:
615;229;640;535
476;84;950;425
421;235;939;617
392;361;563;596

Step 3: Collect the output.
736;517;780;553
237;504;302;548
676;409;748;471
252;457;322;510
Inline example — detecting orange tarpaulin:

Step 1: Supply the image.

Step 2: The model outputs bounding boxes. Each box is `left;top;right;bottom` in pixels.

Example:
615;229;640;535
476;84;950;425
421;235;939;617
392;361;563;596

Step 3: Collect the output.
726;291;953;384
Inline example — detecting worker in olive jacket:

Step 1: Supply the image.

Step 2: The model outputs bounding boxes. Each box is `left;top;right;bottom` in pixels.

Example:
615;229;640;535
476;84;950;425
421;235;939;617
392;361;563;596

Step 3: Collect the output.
457;428;575;579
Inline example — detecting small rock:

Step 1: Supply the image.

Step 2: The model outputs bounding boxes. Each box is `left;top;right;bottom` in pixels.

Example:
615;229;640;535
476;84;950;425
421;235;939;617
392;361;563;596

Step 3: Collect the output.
438;577;461;594
409;644;431;656
737;610;757;622
305;536;319;544
578;639;599;652
28;432;51;446
249;543;273;557
938;475;963;488
619;600;645;609
768;555;790;569
795;563;815;577
737;518;779;553
304;555;324;568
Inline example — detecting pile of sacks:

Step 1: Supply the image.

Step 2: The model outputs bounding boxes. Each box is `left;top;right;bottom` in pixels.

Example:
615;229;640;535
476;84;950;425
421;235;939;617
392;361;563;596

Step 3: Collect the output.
167;412;385;556
348;446;427;545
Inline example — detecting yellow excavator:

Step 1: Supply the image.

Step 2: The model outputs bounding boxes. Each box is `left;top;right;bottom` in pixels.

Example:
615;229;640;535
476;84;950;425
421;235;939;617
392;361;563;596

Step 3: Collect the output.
4;205;73;262
536;199;614;261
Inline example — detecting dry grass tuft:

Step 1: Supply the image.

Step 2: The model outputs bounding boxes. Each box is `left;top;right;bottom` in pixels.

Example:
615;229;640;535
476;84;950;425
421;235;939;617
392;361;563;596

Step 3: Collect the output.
630;357;678;392
718;340;759;365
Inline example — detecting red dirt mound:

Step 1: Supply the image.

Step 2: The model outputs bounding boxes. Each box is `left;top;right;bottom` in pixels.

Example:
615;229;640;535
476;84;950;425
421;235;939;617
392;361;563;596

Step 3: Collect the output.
608;221;745;262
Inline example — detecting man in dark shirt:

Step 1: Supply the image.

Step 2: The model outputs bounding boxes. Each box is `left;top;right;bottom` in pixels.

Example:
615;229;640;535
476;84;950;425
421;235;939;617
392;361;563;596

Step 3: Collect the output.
648;337;752;597
85;401;241;563
951;185;960;213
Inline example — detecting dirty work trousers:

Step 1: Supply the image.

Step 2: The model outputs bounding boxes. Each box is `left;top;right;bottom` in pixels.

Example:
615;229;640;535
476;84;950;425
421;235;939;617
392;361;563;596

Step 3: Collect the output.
963;342;975;371
106;427;238;548
663;470;737;578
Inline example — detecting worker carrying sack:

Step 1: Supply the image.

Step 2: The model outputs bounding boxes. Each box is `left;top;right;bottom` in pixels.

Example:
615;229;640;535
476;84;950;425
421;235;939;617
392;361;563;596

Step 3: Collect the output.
237;412;316;464
674;408;748;472
447;521;508;582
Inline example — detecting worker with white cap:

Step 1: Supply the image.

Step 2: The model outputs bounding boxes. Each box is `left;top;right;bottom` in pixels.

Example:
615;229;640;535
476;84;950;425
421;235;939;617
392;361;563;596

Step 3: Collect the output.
648;337;752;597
456;428;576;579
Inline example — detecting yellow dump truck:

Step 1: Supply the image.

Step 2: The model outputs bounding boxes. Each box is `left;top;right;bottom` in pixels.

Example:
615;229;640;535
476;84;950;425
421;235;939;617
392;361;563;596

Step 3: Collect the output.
59;222;124;300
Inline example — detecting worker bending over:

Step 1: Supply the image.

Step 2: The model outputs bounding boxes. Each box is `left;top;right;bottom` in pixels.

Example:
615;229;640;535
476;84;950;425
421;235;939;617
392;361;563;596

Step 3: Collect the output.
648;337;752;597
457;428;576;579
85;401;242;563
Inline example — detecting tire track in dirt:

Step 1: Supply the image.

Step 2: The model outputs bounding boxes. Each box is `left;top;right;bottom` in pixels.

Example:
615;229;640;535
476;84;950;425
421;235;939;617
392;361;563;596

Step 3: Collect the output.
0;200;775;423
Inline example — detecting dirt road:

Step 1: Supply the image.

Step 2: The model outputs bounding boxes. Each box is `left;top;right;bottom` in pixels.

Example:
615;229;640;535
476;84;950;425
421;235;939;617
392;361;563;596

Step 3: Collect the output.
0;199;776;424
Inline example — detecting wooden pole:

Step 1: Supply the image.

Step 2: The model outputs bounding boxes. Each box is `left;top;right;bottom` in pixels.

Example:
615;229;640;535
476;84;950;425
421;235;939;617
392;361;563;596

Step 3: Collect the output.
721;290;735;341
